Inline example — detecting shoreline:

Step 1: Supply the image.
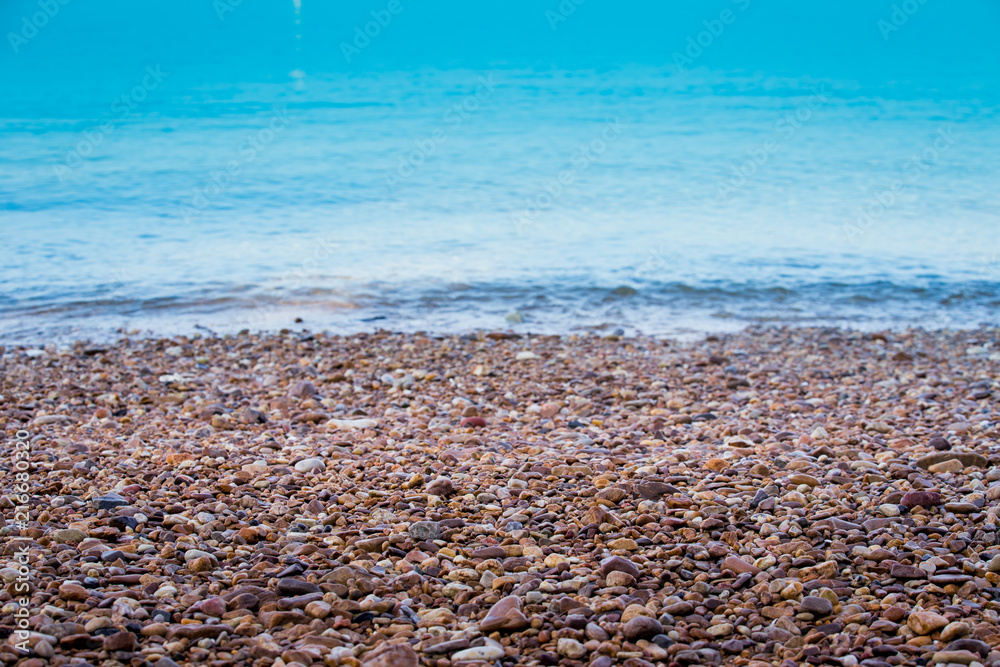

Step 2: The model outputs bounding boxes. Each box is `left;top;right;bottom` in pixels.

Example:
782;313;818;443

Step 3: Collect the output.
2;326;999;666
3;319;999;352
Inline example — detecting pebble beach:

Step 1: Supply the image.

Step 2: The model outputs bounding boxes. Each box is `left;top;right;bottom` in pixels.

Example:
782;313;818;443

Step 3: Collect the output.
2;326;1000;667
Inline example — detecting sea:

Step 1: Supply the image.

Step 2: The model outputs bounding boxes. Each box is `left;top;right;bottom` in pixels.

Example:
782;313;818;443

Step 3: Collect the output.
2;0;999;343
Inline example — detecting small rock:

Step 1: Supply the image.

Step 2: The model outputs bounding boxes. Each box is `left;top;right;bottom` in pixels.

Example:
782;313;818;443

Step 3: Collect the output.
293;458;326;473
635;481;676;500
92;493;129;510
916;451;988;470
304;601;331;618
788;473;819;486
601;555;640;578
908;610;949;636
929;436;951;450
664;601;694;616
878;503;900;517
623;616;663;641
557;638;587;659
327;418;377;430
421;637;470;654
621;604;653;623
189;556;215;573
890;564;927;580
288;380;318;398
277;579;321;596
58;583;90;601
705;458;728;472
929;459;965;474
480;595;529;632
988;555;1000;573
749;489;769;509
50;528;87;544
103;631;135;652
239;407;267;424
408;520;440;541
930;650;979;665
944;638;991;657
944;502;978;513
707;623;734;637
608;537;638;550
940;621;971;642
800;596;833;616
606;570;635;587
452;645;505;661
900;491;942;509
539;402;562;418
722;555;761;575
426;478;455;497
197;597;227;617
183;549;217;565
361;644;419;667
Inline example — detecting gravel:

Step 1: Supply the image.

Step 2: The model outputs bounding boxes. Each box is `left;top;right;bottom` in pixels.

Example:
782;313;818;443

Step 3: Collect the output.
1;326;999;666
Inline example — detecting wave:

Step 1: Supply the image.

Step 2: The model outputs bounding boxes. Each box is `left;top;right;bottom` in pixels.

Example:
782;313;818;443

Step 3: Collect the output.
2;277;997;344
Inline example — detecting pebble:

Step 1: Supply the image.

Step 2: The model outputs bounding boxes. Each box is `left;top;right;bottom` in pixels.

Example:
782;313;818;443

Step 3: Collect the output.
408;520;441;540
623;616;663;641
940;621;971;641
480;595;529;632
452;645;505;661
908;610;949;636
182;549;217;565
557;637;587;659
5;328;1000;667
287;380;318;398
361;644;419;667
722;555;761;575
901;491;943;509
292;457;325;473
600;555;640;578
930;650;980;665
877;503;900;517
50;528;87;544
800;595;833;616
917;451;988;470
91;492;129;510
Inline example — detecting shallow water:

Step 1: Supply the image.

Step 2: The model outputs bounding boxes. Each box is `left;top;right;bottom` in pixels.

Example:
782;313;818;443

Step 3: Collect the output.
2;2;999;342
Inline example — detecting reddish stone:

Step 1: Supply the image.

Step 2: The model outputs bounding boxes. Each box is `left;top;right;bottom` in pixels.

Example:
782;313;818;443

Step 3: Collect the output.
104;631;136;652
901;491;942;509
480;595;530;632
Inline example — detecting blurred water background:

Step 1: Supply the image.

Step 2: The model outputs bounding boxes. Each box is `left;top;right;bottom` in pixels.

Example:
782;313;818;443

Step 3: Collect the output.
2;0;999;342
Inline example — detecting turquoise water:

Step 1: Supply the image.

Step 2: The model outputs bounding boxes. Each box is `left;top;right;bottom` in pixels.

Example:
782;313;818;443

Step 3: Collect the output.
2;1;999;342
